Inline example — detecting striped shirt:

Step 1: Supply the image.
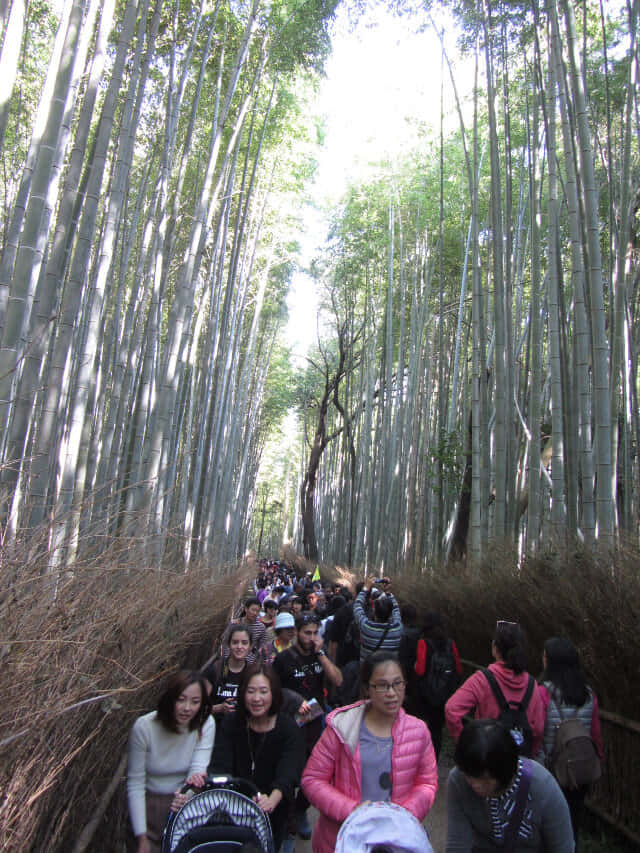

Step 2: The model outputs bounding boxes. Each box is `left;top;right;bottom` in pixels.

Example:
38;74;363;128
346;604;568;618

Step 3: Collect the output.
353;590;403;660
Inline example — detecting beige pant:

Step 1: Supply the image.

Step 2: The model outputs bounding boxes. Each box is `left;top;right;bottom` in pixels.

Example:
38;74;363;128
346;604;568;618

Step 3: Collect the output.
129;791;174;853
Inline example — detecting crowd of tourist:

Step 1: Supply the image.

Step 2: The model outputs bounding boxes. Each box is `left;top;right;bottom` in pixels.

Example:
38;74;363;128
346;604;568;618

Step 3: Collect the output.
127;558;603;853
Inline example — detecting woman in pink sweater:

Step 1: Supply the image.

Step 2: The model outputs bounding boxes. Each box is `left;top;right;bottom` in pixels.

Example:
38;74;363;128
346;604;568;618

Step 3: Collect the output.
445;621;546;758
302;651;438;853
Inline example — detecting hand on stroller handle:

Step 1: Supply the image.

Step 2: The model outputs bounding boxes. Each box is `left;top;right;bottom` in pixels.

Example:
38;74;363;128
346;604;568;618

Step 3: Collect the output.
254;789;283;814
179;774;260;797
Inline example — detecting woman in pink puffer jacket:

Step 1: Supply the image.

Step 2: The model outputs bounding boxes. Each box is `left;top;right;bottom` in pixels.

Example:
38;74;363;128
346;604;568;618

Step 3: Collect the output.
301;652;438;853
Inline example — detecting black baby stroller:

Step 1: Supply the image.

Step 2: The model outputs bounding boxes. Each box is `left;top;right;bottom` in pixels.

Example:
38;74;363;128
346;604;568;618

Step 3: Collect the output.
161;776;275;853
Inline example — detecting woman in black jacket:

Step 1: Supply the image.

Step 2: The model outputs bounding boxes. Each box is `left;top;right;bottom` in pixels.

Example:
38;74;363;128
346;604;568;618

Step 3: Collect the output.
209;662;305;850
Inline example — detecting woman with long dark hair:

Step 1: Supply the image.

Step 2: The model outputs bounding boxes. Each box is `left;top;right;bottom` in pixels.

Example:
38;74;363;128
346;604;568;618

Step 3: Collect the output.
445;621;545;757
209;662;305;851
127;671;214;853
203;624;252;721
539;637;603;848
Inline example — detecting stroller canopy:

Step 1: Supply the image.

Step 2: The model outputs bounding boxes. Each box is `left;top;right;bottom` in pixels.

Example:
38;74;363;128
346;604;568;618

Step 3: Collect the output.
163;786;274;853
334;801;434;853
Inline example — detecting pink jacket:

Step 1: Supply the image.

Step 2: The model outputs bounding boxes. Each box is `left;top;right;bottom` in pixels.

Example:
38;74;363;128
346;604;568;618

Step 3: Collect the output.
444;661;546;757
301;701;438;853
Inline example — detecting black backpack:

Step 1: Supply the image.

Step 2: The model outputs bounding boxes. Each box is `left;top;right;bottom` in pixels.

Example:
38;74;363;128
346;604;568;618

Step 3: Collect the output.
334;659;362;706
418;639;459;706
483;669;535;757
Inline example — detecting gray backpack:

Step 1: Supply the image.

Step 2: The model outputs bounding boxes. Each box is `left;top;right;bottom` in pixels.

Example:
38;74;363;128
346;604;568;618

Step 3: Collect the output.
550;695;601;790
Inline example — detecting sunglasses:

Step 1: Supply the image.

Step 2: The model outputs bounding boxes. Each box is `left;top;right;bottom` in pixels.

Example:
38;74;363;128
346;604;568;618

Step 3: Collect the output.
496;620;519;629
299;612;321;625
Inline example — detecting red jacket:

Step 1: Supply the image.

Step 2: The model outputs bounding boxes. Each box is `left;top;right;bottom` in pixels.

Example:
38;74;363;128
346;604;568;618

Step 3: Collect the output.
444;661;546;757
301;701;438;853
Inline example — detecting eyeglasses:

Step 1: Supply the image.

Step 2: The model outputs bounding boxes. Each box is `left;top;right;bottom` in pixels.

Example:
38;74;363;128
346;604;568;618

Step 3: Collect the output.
496;620;519;629
369;679;406;694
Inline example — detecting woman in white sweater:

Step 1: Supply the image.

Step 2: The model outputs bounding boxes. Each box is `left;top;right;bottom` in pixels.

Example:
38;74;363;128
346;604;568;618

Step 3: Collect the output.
127;671;215;853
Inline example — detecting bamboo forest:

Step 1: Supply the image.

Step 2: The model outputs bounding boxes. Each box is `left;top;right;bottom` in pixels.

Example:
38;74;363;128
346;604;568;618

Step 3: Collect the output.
2;0;638;574
12;0;640;583
1;0;640;849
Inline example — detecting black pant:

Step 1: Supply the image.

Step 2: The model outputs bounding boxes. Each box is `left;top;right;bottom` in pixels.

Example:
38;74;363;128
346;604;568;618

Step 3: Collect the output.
425;704;445;759
415;699;445;760
296;716;323;814
269;799;289;850
563;785;587;850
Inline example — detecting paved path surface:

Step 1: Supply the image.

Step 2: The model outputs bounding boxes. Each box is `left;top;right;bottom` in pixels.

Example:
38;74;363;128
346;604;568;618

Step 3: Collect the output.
292;744;452;852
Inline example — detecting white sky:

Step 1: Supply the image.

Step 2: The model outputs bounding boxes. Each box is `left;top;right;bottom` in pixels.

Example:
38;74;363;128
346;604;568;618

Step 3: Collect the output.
286;2;470;360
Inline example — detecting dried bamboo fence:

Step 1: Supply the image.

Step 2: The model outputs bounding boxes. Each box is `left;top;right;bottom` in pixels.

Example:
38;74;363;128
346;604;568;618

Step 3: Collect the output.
0;542;256;852
589;709;640;846
460;658;640;847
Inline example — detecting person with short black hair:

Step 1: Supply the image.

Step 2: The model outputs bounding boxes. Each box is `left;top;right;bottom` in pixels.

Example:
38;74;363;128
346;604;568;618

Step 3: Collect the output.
127;671;215;853
240;597;267;654
445;621;546;757
446;719;574;852
305;589;322;612
273;611;343;840
260;599;278;641
289;595;303;616
320;592;345;640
